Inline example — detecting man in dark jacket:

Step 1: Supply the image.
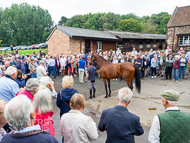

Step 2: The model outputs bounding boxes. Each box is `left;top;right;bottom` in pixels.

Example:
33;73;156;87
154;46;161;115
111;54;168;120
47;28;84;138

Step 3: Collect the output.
85;61;96;98
98;87;144;143
2;95;58;143
16;57;26;74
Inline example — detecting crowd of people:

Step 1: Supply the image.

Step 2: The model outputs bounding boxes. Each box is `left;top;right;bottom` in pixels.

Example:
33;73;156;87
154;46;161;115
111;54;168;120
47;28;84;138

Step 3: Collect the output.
0;47;190;143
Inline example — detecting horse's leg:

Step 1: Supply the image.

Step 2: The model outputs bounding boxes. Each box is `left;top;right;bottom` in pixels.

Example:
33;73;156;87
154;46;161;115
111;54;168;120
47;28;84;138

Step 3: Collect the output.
131;80;133;91
102;78;108;98
107;79;111;97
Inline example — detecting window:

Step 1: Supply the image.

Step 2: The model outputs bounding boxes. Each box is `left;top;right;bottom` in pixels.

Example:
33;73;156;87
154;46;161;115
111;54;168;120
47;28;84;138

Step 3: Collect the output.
147;44;150;48
139;45;143;48
153;44;156;47
178;36;190;45
97;41;102;50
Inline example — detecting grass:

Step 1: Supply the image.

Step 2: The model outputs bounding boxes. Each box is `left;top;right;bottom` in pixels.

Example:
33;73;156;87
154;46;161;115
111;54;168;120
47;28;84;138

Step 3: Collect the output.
1;49;48;55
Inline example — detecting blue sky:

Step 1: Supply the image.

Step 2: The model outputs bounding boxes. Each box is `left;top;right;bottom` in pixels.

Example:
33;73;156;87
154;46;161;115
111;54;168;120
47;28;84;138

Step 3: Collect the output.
1;0;190;24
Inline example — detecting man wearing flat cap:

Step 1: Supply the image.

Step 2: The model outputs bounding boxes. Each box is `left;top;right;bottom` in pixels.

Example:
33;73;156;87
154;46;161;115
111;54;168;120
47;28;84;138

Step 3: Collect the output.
37;60;47;78
158;51;166;77
148;90;190;143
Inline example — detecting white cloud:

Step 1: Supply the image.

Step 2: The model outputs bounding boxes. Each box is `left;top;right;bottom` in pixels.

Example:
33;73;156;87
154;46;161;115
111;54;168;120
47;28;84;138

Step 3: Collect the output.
1;0;190;23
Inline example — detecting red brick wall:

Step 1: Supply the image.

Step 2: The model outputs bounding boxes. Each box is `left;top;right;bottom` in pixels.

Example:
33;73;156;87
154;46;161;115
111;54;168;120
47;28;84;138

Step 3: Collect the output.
48;29;70;56
48;29;85;55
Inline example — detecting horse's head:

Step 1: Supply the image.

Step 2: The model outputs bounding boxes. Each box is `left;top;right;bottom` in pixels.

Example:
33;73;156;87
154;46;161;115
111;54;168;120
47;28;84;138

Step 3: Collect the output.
91;51;96;62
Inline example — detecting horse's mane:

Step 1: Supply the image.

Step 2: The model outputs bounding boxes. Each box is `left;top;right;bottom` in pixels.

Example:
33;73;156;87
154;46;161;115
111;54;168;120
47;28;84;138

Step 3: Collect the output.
95;53;108;61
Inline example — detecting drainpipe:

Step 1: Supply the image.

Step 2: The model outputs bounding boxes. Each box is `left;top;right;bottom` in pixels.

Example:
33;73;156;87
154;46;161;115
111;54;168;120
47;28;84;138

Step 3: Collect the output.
172;27;175;51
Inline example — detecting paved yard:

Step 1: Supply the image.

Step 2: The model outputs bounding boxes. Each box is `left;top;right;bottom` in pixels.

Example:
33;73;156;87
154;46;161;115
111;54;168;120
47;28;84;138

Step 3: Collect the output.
50;74;190;143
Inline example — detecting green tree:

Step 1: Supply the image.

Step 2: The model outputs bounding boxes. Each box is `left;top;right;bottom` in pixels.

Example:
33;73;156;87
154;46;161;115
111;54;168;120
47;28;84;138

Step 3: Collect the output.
140;20;158;33
58;16;68;25
158;16;171;34
118;18;141;32
0;3;53;47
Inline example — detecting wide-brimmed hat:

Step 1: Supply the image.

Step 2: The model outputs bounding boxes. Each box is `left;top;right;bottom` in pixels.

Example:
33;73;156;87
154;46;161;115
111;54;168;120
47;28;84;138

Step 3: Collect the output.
39;60;45;64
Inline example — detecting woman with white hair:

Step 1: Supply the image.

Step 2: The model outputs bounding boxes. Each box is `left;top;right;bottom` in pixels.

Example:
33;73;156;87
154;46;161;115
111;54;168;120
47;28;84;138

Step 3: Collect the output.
56;76;78;118
60;93;98;143
2;95;58;143
33;89;55;137
39;76;57;98
15;78;40;101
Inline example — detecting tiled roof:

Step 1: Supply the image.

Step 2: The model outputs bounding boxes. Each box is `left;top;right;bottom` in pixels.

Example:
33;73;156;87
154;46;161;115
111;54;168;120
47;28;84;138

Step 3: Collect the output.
107;30;166;40
47;25;118;41
168;5;190;27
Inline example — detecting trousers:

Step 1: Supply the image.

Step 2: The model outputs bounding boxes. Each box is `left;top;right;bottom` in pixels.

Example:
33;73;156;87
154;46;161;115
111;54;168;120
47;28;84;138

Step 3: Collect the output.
79;68;84;83
48;66;56;78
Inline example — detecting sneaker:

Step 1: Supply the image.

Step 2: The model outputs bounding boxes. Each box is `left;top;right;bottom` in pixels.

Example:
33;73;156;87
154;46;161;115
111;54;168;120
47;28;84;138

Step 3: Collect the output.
151;76;154;78
154;76;156;78
176;81;179;83
161;75;163;77
172;79;175;81
116;79;117;80
113;79;115;80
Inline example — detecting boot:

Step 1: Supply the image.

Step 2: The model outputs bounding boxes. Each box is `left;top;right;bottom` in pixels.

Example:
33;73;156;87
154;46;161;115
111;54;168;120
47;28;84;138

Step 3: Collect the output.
88;89;92;99
93;88;96;98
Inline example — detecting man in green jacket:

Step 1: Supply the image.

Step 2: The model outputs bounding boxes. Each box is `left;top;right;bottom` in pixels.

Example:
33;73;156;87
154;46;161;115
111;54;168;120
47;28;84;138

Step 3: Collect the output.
148;90;190;143
158;51;166;77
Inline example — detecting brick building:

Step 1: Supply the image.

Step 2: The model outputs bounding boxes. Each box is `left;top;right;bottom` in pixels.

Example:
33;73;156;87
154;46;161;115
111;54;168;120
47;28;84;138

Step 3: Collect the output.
106;30;166;52
47;25;166;55
167;5;190;52
47;25;118;55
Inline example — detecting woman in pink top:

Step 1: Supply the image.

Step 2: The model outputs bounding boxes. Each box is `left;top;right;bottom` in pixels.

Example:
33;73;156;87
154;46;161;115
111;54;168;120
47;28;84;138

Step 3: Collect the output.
33;89;55;137
15;78;40;101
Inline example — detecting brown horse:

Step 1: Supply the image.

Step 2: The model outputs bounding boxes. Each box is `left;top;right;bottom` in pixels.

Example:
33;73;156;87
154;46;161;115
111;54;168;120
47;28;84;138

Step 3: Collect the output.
91;51;141;98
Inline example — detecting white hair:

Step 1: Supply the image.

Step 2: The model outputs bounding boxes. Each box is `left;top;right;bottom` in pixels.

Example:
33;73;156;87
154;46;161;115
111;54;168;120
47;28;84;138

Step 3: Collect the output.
4;95;34;130
39;76;52;86
5;61;10;65
25;78;40;94
5;67;17;76
33;89;52;114
163;97;178;106
117;87;133;104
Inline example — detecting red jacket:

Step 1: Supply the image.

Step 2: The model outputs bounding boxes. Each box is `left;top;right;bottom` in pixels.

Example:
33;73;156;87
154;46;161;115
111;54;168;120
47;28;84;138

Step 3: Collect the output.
15;89;34;101
173;59;180;69
34;110;55;137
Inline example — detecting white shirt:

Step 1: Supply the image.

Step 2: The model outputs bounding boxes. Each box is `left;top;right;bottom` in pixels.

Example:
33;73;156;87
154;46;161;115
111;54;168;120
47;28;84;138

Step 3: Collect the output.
148;107;179;143
60;58;67;67
37;65;47;78
48;58;55;66
132;51;137;56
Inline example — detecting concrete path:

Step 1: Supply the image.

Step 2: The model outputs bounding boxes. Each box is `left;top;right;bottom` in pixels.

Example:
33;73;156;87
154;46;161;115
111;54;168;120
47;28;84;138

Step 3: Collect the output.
50;74;190;143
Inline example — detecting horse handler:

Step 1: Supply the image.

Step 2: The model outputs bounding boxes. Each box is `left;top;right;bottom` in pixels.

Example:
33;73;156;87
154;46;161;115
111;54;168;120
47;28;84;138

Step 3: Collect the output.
85;61;96;99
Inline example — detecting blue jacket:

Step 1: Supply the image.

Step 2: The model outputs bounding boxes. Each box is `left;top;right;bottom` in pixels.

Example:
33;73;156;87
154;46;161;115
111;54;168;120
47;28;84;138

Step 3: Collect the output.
56;88;78;117
1;132;58;143
98;105;144;143
15;78;25;88
16;61;26;74
151;58;158;67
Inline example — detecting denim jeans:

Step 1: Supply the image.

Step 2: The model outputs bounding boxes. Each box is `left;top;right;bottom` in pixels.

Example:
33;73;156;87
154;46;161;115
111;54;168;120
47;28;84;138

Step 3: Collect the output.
174;69;179;81
48;66;56;78
179;66;186;79
31;73;37;78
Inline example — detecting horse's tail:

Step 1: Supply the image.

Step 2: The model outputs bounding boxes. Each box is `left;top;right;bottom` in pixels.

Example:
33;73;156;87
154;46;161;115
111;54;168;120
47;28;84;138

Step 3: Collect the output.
134;65;141;93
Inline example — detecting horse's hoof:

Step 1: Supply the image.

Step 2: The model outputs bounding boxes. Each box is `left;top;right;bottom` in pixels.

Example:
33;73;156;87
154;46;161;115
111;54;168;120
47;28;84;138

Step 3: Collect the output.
105;95;108;98
108;95;111;97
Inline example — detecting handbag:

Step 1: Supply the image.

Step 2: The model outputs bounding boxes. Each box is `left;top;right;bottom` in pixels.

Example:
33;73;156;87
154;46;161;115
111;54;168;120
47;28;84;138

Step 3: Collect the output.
59;91;70;107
